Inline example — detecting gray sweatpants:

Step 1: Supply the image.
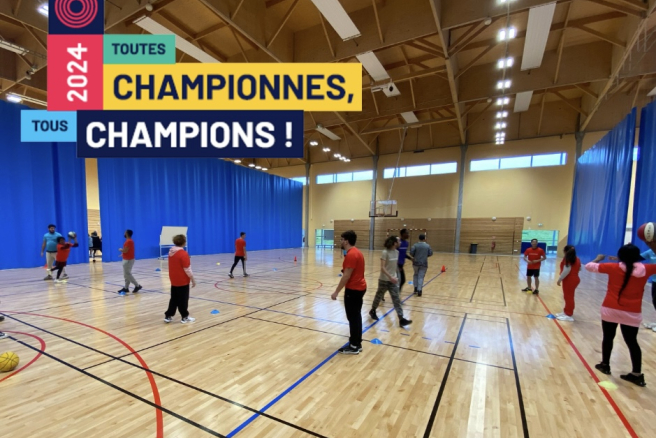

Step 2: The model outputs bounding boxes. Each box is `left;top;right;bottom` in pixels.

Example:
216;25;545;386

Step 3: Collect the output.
123;259;139;289
46;252;65;277
372;279;403;318
413;265;428;291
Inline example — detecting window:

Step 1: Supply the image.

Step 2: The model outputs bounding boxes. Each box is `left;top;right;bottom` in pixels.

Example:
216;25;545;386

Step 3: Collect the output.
470;158;500;172
335;172;353;183
353;170;374;181
405;165;431;177
316;174;334;184
431;162;457;174
500;156;531;169
532;153;567;167
290;177;307;185
383;162;457;179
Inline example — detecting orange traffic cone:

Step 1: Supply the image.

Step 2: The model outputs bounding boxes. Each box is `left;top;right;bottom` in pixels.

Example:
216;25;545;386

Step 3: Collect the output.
294;256;297;262
441;265;446;273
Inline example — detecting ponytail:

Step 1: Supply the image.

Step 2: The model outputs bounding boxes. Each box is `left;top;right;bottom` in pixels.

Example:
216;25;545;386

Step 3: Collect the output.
564;245;577;266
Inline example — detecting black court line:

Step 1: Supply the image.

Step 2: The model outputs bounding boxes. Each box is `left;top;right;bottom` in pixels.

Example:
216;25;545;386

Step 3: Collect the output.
466;317;507;325
506;318;530;438
4;314;327;438
500;276;507;307
469;276;481;302
422;314;468;438
7;336;226;438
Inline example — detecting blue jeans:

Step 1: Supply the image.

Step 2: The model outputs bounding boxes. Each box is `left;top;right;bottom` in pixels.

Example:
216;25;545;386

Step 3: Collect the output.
413;265;427;291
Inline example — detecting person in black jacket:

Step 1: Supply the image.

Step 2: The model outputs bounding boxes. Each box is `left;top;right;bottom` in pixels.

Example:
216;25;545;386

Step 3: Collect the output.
90;231;102;262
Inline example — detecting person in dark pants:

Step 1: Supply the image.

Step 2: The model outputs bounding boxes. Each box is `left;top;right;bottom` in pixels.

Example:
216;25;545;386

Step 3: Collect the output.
397;229;413;293
331;230;367;355
229;232;249;278
640;249;656;330
523;239;546;294
165;234;196;324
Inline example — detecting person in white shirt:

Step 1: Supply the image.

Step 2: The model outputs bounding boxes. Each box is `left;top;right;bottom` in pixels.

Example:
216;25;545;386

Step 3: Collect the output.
369;236;412;327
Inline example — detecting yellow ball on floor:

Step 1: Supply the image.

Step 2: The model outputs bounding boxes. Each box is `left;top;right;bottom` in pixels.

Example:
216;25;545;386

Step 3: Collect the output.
0;351;19;372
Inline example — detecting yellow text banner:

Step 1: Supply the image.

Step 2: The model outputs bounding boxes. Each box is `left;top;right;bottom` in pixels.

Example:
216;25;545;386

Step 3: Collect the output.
103;63;362;111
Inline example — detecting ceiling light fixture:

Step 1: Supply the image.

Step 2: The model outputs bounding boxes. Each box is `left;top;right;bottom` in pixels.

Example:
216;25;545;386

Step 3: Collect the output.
309;140;319;146
497;57;514;69
513;91;533;113
521;3;557;71
334;153;341;158
495;122;507;130
6;94;22;103
322;147;330;152
37;4;48;16
498;27;517;41
310;0;361;41
262;168;268;171
496;97;510;106
496;80;511;89
248;163;255;167
496;111;508;118
234;159;241;164
255;166;262;169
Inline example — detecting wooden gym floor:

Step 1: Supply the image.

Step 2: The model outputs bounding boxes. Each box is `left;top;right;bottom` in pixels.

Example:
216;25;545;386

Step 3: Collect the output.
1;249;655;438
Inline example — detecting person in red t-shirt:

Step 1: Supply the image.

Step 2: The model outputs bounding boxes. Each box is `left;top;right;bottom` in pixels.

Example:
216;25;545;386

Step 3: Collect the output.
229;232;249;278
165;234;196;324
53;235;79;283
523;239;546;294
555;245;581;321
118;229;142;294
586;242;656;387
331;230;367;355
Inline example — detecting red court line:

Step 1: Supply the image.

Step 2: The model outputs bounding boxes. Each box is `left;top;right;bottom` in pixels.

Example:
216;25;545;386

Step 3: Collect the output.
536;296;639;438
0;331;46;383
2;311;164;438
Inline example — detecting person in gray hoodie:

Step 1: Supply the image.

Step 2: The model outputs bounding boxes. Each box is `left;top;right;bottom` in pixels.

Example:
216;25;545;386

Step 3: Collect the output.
410;234;433;297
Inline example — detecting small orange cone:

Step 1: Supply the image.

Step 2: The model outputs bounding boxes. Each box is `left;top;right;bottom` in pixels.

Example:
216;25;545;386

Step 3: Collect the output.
441;265;446;273
294;256;297;262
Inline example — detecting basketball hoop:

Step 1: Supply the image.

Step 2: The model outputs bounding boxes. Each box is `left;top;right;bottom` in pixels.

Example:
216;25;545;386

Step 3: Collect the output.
369;200;398;217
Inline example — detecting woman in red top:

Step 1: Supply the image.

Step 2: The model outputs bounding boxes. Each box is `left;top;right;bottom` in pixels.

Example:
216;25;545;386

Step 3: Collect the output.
54;235;78;283
586;243;656;387
555;245;581;322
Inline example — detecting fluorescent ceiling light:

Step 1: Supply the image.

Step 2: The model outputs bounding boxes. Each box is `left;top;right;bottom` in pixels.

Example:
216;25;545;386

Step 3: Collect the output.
498;27;516;41
316;124;341;141
6;93;46;106
497;57;514;69
309;140;319;146
356;51;390;82
497;80;511;90
496;97;510;106
400;111;419;124
345;159;351;162
248;163;255;167
310;0;361;41
334;153;341;158
322;147;330;152
647;86;656;97
255;166;262;169
133;16;220;63
514;90;533;112
496;111;508;118
262;168;268;171
495;122;507;130
0;39;28;55
6;94;22;103
522;2;556;71
37;4;48;16
496;132;506;138
234;159;241;163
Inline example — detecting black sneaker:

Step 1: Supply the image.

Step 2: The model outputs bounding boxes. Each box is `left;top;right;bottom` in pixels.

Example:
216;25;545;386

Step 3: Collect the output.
595;363;611;375
414;287;418;294
0;315;4;322
417;290;422;297
369;309;379;320
381;296;385;302
620;373;646;387
118;288;129;294
400;317;413;326
228;273;234;279
522;287;532;292
243;273;250;277
133;285;142;293
338;345;362;355
533;289;539;295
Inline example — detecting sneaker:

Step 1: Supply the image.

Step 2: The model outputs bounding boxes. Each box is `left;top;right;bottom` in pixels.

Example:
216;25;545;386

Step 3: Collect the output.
381;297;385;302
0;332;7;339
400;317;413;326
0;315;4;322
643;322;656;329
555;312;565;318
620;373;646;387
228;273;234;279
338;345;362;355
133;285;142;293
243;273;250;277
369;309;379;321
181;316;196;324
44;275;53;281
164;317;172;323
54;279;61;284
556;315;574;322
522;287;532;292
118;288;129;294
62;274;69;279
414;287;418;294
92;259;96;263
417;290;422;297
532;289;540;295
595;363;611;375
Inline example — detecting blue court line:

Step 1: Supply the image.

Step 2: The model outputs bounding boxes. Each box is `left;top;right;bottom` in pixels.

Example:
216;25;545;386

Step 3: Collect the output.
227;271;444;437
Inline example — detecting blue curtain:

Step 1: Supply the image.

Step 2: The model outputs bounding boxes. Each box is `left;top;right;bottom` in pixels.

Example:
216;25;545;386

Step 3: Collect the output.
633;101;656;251
0;101;88;270
97;158;302;262
568;108;636;262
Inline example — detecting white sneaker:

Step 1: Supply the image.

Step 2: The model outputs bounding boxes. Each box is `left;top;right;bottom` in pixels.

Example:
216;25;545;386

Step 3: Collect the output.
54;279;61;284
164;317;172;323
554;312;565;318
643;322;656;329
556;315;575;322
181;316;196;324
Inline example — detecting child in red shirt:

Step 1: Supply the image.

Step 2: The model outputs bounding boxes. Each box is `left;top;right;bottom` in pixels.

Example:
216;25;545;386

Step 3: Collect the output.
555;245;581;321
165;234;196;324
54;235;78;283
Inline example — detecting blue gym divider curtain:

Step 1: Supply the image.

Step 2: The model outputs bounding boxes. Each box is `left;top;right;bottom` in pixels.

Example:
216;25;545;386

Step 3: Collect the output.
0;101;89;270
567;109;636;262
97;158;302;262
633;101;656;251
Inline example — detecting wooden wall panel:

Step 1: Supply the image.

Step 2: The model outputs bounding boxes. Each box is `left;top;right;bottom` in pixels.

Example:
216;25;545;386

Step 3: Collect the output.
87;209;101;237
459;217;523;254
334;220;370;250
512;217;525;255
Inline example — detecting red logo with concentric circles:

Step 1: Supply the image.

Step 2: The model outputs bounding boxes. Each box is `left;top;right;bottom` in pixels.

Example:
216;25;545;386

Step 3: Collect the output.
54;0;98;29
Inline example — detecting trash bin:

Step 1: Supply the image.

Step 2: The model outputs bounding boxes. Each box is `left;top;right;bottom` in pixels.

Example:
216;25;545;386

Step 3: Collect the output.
469;243;478;254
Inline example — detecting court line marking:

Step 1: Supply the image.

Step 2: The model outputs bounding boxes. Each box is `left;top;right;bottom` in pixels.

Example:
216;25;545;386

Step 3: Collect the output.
506;318;530;438
226;272;445;437
535;295;639;438
0;332;46;383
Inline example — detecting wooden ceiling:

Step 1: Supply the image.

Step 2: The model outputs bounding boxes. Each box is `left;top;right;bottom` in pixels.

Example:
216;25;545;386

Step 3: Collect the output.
1;0;655;169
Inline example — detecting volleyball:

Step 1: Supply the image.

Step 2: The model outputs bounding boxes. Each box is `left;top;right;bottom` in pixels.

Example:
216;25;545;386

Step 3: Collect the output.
68;231;76;238
637;222;654;243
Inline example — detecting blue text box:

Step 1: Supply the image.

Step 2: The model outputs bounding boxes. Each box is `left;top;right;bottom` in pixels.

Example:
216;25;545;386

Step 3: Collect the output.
76;110;304;158
21;110;77;143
